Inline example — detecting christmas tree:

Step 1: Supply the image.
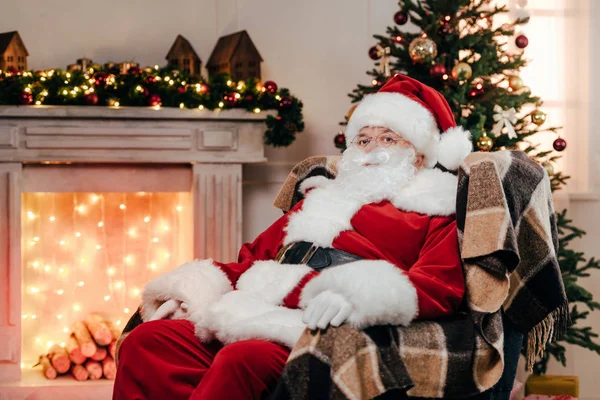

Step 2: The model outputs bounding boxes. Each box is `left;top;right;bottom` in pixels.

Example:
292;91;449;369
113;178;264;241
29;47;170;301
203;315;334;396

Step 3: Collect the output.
336;0;600;374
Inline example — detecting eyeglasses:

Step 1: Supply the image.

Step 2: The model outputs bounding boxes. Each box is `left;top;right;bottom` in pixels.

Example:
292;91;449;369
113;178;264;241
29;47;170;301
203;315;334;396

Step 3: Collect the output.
350;132;406;149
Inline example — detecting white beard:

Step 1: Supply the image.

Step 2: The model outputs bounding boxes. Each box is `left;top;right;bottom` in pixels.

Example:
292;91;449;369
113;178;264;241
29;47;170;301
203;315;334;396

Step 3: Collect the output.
283;146;419;247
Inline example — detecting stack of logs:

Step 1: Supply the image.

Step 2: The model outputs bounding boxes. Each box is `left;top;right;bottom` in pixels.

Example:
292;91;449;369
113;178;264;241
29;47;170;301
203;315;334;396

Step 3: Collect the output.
37;313;121;380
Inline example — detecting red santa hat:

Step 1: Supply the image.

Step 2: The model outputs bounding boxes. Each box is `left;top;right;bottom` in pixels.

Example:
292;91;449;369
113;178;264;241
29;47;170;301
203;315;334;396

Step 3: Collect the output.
345;73;473;170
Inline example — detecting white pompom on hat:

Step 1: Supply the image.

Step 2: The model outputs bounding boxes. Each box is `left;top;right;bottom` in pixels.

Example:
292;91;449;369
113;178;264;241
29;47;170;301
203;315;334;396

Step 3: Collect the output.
345;73;473;170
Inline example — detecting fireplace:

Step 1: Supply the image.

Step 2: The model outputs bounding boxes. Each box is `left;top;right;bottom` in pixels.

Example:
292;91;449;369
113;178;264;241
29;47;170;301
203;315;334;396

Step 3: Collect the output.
0;105;269;396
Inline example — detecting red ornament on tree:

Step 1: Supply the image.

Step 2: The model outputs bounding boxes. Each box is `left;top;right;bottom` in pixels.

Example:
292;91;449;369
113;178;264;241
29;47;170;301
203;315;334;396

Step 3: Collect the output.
145;75;156;85
198;84;209;94
334;132;346;146
553;137;567;152
177;86;187;94
7;66;18;75
368;46;382;60
19;91;33;105
148;94;162;107
515;34;529;49
393;35;403;43
263;81;278;94
468;89;479;98
245;93;254;102
394;11;408;25
83;92;99;105
279;95;293;110
430;63;447;77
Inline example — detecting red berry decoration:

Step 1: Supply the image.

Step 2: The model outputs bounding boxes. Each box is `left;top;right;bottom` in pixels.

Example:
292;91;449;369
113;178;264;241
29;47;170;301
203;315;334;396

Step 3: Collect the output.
93;72;108;87
438;22;454;37
394;11;408;25
223;92;238;106
145;75;156;85
429;63;447;77
553;137;567;152
468;89;479;98
263;80;278;94
279;95;293;110
368;46;382;60
515;34;529;49
148;94;162;107
334;132;346;146
83;92;99;105
177;86;186;94
127;66;141;75
19;91;33;105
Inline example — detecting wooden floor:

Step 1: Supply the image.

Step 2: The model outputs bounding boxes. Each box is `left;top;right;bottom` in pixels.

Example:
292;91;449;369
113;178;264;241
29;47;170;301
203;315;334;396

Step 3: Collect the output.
0;368;113;400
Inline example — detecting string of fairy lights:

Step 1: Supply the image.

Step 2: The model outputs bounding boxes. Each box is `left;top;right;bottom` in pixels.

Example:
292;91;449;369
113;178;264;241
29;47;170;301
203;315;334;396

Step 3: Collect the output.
21;191;191;365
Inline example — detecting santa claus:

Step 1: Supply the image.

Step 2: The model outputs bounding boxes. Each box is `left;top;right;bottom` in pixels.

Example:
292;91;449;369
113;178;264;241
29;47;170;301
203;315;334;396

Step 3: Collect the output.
113;74;473;400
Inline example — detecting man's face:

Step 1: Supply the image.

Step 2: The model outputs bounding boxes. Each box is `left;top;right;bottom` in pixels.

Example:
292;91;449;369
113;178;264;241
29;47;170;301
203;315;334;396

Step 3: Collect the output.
352;126;424;168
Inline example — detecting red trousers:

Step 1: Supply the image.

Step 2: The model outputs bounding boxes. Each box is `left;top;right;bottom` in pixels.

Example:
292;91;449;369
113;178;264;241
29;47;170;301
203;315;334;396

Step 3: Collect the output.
113;320;290;400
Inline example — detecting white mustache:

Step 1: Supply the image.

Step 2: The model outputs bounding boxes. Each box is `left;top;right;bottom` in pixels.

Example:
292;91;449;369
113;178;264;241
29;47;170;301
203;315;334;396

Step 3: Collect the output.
349;148;391;165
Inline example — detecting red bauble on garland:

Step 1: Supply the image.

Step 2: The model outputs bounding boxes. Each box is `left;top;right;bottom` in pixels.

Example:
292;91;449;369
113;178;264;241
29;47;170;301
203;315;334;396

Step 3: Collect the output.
263;81;278;94
279;95;293;110
83;92;99;105
368;46;382;60
394;11;408;25
19;91;33;105
244;93;254;102
334;132;346;146
145;75;156;85
515;34;529;49
429;63;447;77
93;72;108;87
7;66;18;75
553;137;567;152
127;66;141;75
148;94;162;107
177;86;186;94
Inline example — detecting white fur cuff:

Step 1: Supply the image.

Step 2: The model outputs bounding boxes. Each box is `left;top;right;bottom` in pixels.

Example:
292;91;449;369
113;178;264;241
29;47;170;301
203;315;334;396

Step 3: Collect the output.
300;260;418;328
236;260;313;305
141;259;233;322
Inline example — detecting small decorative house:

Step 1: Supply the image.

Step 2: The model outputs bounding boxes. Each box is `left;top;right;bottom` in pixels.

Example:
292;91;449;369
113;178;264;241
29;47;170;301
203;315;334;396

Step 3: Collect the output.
166;35;202;77
0;31;28;72
206;30;263;81
67;57;94;72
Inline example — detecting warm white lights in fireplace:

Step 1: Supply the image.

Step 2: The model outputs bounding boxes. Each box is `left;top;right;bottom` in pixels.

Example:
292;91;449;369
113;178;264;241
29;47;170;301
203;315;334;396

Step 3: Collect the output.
76;204;86;214
119;204;126;210
49;216;55;222
27;211;36;220
98;221;104;227
176;205;183;212
144;216;150;222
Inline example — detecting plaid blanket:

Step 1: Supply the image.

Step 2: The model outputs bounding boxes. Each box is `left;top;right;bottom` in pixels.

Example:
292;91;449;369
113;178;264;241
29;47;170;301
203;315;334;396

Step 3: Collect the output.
270;150;569;399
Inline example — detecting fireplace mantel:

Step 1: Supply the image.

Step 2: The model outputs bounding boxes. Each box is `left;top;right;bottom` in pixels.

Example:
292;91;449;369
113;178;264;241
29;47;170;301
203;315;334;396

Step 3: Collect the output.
0;105;272;391
0;105;272;163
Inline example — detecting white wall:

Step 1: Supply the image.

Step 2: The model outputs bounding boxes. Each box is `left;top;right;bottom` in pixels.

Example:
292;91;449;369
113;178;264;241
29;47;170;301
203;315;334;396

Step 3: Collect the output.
2;0;599;396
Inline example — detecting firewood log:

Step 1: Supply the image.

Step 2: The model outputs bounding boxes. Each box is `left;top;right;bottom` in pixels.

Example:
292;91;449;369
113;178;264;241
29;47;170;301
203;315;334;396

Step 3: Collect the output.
38;354;57;379
85;313;113;346
72;320;97;357
91;346;107;361
108;340;117;358
105;320;122;341
71;364;89;381
66;335;87;365
102;355;116;380
84;359;103;380
47;344;70;374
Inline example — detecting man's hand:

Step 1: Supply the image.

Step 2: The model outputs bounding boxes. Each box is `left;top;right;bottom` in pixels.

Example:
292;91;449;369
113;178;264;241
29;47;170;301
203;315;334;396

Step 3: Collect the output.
302;290;352;330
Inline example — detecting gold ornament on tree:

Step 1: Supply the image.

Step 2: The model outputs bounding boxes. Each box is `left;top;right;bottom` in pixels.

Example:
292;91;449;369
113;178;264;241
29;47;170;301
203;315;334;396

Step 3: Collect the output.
531;110;547;126
508;75;524;90
542;161;554;176
347;104;358;120
408;37;438;63
476;132;494;151
451;62;472;80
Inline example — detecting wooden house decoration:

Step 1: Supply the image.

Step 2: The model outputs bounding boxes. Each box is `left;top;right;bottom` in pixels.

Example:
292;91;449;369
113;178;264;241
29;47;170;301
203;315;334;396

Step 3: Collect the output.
206;30;263;81
0;31;28;72
67;57;94;72
166;35;202;77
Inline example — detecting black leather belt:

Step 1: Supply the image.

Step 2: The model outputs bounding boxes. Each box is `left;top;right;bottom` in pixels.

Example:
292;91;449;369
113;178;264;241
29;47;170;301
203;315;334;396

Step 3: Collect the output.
276;241;362;271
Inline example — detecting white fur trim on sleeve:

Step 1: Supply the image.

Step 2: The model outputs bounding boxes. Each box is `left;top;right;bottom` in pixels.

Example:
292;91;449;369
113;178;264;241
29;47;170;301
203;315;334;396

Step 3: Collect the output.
141;259;233;322
298;175;332;195
437;126;473;171
236;260;313;305
300;260;418;328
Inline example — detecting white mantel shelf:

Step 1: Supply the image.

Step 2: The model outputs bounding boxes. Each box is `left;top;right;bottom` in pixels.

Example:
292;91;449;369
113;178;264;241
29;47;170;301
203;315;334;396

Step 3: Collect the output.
0;105;274;164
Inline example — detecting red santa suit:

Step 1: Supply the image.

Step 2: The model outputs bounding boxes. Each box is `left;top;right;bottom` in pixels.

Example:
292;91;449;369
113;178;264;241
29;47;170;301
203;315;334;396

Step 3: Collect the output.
113;74;474;400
